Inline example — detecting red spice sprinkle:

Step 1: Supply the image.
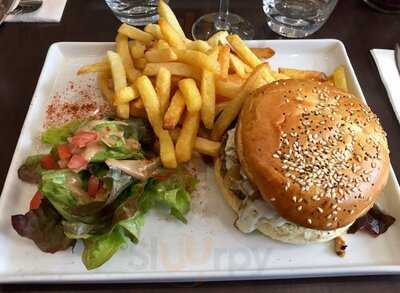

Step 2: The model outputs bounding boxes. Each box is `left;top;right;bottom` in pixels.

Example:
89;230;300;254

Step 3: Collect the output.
44;79;113;128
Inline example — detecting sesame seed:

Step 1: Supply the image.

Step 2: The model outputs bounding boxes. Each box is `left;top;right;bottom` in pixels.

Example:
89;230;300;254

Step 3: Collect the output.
297;205;303;211
307;218;312;224
317;207;324;213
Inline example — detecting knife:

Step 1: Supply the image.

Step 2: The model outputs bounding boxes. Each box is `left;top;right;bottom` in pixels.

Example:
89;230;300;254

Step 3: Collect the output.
0;0;19;26
396;43;400;75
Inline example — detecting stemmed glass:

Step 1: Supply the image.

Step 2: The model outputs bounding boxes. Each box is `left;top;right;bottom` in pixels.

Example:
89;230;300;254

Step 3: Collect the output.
191;0;255;40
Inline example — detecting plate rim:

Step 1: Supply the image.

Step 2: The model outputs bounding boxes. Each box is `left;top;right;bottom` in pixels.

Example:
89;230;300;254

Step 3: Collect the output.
1;39;400;283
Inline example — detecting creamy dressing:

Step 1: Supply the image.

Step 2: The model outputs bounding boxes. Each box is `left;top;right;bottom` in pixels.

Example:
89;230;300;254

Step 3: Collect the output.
81;142;106;161
105;158;160;181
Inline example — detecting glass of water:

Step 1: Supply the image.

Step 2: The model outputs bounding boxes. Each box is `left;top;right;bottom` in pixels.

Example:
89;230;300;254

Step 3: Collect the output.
263;0;338;38
105;0;160;26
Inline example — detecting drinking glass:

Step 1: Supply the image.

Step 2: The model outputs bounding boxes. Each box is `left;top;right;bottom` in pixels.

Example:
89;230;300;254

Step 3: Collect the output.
263;0;338;38
363;0;400;13
191;0;255;41
105;0;160;26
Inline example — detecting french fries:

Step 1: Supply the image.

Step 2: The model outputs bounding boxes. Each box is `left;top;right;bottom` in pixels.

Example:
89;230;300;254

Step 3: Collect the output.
78;61;110;75
135;57;147;69
156;39;170;49
144;23;163;40
218;44;230;80
129;40;146;59
116;33;140;83
159;17;186;49
118;23;154;44
143;62;201;80
156;67;172;114
201;70;216;129
332;65;348;92
80;0;342;168
271;71;290;80
114;85;138;105
145;47;178;62
174;49;220;74
227;34;262;68
158;0;188;42
207;31;229;47
229;53;249;79
211;63;269;140
215;76;244;99
135;75;177;168
178;78;202;112
215;101;229;117
250;47;275;59
207;46;219;60
116;103;130;119
97;71;114;103
107;50;127;93
170;129;221;157
194;136;221;157
163;90;186;129
175;111;200;162
187;40;212;53
278;67;327;81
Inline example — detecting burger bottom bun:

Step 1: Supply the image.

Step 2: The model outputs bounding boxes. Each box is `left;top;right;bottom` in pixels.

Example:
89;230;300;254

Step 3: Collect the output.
214;158;349;244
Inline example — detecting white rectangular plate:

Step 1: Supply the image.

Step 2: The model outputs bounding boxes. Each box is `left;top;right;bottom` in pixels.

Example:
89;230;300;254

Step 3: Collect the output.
1;40;400;283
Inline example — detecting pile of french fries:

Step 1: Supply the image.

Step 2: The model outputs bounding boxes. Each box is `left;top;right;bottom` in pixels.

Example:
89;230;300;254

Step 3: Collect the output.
77;0;348;169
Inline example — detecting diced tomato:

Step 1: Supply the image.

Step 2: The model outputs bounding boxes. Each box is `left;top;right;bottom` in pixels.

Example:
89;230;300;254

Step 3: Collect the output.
67;155;88;170
68;143;81;155
88;175;100;198
40;154;58;170
70;131;98;148
57;144;72;160
30;191;42;210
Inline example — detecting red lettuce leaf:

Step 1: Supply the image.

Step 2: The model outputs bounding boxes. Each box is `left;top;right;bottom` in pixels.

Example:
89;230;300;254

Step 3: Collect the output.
348;205;395;236
11;198;75;253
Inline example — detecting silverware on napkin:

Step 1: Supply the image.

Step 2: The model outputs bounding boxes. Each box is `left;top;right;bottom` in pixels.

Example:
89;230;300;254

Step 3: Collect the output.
0;0;17;25
0;0;42;25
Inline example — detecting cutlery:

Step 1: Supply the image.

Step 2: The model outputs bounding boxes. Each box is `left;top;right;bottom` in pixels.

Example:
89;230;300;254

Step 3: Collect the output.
9;0;42;16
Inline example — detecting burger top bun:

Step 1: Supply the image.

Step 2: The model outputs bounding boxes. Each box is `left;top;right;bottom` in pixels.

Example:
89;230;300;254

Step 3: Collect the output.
236;79;389;230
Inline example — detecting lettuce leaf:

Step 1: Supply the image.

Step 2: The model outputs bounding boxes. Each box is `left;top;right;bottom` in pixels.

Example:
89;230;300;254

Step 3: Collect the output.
40;170;103;223
82;192;144;270
141;172;195;223
17;155;44;184
82;226;127;270
41;120;84;146
90;147;144;162
11;198;75;253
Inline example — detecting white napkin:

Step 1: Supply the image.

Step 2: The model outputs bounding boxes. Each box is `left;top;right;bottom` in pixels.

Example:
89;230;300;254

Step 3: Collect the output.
6;0;67;23
371;49;400;124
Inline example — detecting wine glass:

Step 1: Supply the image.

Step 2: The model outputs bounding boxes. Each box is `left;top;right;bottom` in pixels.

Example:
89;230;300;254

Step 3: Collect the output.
191;0;255;41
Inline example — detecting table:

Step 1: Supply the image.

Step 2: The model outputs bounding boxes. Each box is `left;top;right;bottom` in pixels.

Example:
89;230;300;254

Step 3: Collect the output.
1;0;400;291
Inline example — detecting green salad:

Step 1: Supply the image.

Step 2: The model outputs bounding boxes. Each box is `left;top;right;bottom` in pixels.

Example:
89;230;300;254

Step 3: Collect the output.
12;118;197;270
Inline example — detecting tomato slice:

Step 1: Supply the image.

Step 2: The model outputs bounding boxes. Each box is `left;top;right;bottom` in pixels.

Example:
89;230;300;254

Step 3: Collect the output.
30;191;42;210
57;144;72;160
67;155;88;170
88;175;100;198
41;154;58;170
70;131;98;148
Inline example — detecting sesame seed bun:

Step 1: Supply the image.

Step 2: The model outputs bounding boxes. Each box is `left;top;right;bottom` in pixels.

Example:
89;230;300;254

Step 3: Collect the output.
236;79;390;231
214;158;349;244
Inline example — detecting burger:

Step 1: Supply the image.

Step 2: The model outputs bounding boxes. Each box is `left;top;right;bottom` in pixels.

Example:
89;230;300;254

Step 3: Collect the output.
214;79;391;244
